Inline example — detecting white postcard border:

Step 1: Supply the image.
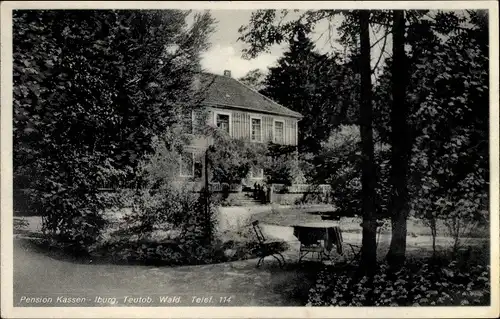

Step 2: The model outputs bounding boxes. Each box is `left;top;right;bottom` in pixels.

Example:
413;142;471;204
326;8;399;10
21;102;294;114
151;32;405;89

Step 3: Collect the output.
1;1;498;318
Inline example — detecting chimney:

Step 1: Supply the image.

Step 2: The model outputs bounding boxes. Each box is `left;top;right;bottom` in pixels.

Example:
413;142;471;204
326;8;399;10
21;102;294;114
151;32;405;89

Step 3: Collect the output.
223;70;231;78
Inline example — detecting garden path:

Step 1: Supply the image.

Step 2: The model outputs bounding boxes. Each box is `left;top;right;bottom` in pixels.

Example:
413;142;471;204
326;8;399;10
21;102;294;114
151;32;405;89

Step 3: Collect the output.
13;238;316;307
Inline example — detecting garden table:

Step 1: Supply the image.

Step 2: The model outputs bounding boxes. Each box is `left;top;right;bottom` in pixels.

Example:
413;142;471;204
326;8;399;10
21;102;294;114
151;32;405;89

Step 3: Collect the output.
292;221;344;262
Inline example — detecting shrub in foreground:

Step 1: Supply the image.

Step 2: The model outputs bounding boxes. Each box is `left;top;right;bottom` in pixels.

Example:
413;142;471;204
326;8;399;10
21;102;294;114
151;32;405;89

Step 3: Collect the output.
308;257;490;306
95;234;289;266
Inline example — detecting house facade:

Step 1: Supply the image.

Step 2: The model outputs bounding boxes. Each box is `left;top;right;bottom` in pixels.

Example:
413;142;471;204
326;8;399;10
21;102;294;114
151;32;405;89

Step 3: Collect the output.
179;70;302;186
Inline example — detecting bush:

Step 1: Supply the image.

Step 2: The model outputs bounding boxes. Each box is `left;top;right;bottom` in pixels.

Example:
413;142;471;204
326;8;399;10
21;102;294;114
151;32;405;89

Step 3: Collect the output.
14;218;29;232
97;226;289;266
264;144;303;185
313;125;391;218
82;132;217;264
308;256;490;306
38;188;113;255
97;238;227;266
208;128;267;184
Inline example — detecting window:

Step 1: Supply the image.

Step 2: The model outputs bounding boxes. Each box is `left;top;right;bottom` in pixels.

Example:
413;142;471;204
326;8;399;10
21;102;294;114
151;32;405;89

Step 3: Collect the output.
180;152;194;177
251;117;262;142
274;120;284;144
250;167;264;179
215;112;231;134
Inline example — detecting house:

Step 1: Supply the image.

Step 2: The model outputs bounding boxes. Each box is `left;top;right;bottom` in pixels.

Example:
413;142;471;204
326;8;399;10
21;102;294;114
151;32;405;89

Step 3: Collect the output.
179;70;303;186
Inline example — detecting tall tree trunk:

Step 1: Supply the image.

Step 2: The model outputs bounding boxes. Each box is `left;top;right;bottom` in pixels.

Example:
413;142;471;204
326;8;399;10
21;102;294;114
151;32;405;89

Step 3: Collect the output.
358;10;378;275
387;10;410;268
430;218;437;257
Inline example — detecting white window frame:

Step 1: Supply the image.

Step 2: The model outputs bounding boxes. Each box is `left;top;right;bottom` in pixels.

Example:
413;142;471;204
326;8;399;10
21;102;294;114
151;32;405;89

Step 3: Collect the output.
250;167;264;179
273;119;285;144
250;115;263;142
179;152;195;177
214;111;232;136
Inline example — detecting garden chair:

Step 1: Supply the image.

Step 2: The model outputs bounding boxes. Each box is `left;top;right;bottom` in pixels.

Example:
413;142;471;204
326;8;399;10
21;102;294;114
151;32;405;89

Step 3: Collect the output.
251;220;286;268
343;220;386;265
299;242;326;262
297;229;327;263
344;242;362;265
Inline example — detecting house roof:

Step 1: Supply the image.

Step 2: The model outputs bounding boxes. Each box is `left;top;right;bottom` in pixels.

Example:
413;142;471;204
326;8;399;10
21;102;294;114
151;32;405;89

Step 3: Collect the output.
198;73;303;119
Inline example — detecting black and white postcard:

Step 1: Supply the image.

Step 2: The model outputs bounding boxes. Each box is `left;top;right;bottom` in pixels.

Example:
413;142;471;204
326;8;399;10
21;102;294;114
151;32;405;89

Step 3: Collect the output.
1;1;498;318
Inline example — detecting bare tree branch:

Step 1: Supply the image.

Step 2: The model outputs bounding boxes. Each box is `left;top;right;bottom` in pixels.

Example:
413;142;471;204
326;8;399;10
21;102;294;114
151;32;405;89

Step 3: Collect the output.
371;25;388;73
370;28;392;49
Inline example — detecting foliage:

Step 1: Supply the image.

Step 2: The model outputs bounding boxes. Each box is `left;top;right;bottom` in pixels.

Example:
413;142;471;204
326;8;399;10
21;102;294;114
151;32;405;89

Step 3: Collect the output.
238;68;267;91
314;125;390;218
207;127;305;186
308;256;490;306
207;127;267;184
297;152;317;183
240;10;489;269
372;11;489;252
117;131;218;246
13;10;215;250
261;27;359;154
99;130;221;265
14;218;29;232
264;143;304;185
98;233;288;266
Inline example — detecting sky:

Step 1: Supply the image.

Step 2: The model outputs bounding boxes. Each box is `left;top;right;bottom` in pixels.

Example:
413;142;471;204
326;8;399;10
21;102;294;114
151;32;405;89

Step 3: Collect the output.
196;10;392;79
198;10;289;79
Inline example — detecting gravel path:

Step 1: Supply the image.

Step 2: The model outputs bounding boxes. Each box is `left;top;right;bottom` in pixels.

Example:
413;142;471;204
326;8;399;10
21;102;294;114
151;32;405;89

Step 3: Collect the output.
13;238;316;307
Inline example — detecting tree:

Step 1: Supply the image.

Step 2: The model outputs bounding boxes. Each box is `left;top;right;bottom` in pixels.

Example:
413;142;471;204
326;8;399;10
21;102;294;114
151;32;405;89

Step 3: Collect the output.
372;10;489;259
407;11;489;256
261;26;359;154
386;10;410;268
316;125;390;219
239;10;380;274
357;10;378;275
119;126;218;250
238;68;267;91
265;143;304;185
13;10;215;250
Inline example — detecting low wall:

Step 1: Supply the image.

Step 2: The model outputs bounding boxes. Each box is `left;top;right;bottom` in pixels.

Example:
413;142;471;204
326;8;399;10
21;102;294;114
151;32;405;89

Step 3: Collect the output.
221;191;329;205
271;193;304;205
